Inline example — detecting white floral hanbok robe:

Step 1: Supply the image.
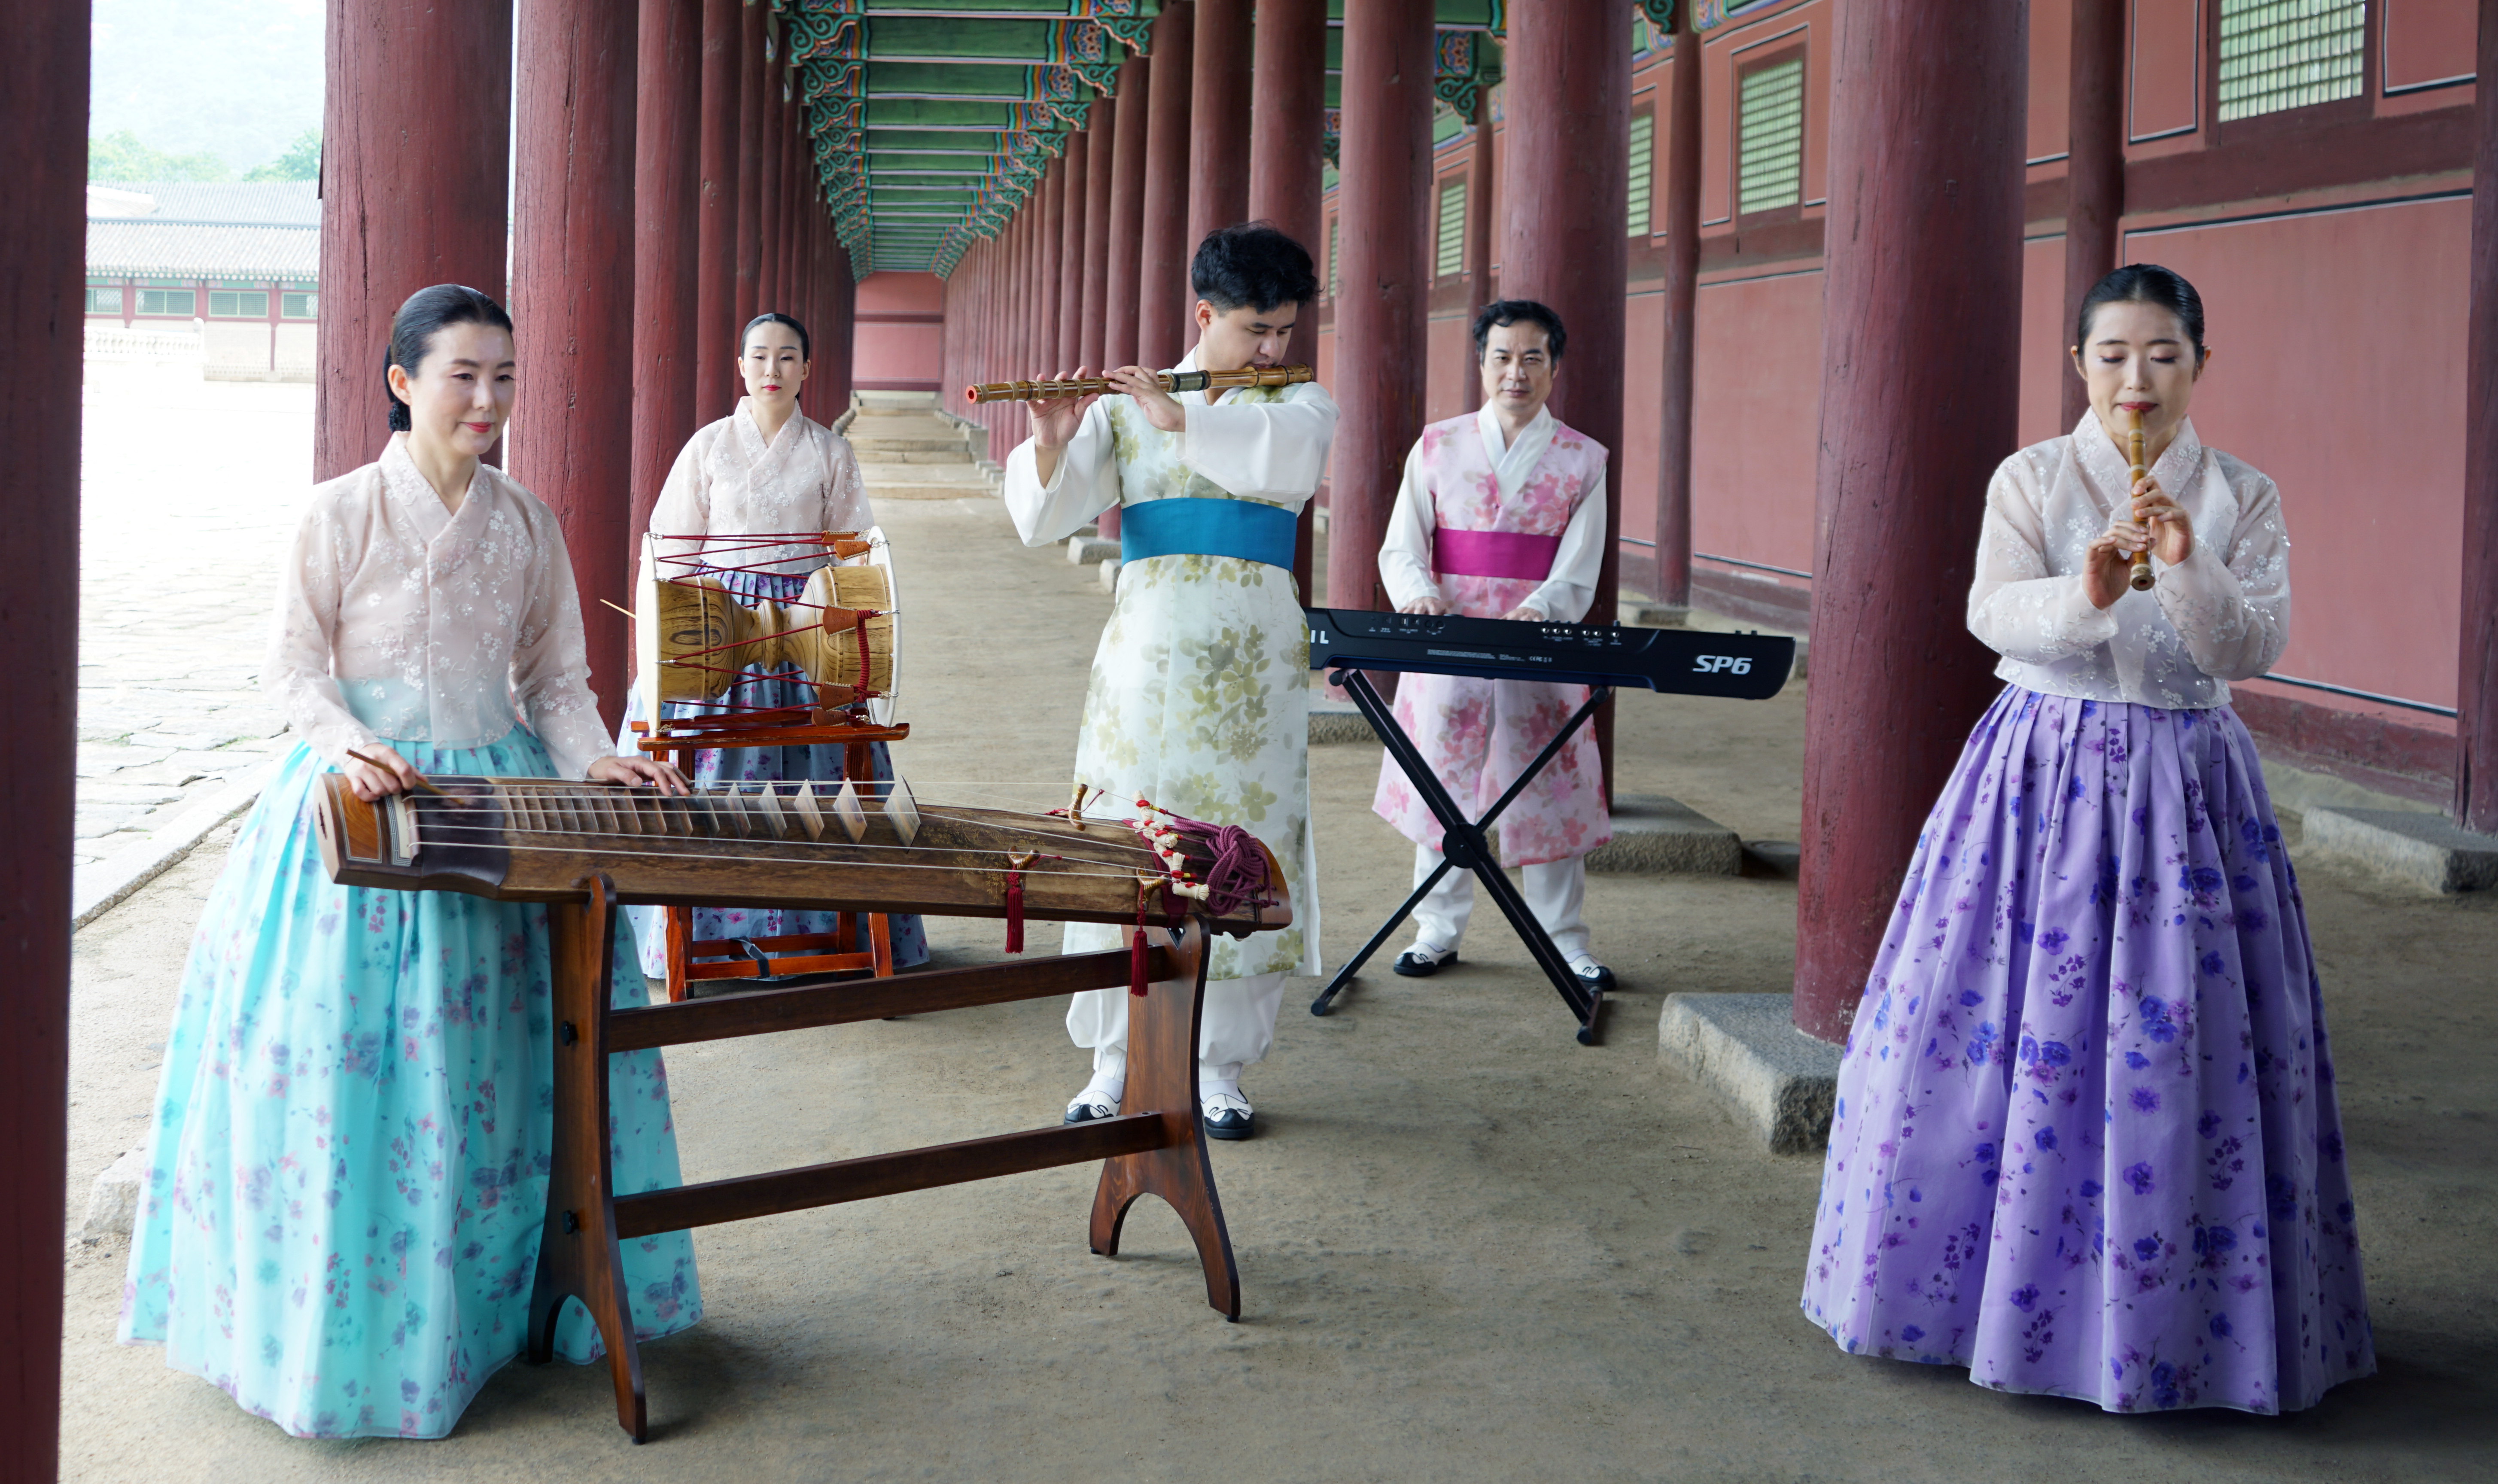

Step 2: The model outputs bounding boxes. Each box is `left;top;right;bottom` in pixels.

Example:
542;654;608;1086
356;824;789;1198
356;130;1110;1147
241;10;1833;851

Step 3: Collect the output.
1001;351;1339;982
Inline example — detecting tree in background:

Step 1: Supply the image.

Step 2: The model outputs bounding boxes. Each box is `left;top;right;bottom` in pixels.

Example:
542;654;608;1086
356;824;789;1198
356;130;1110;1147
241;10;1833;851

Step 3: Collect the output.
244;128;319;182
88;128;230;182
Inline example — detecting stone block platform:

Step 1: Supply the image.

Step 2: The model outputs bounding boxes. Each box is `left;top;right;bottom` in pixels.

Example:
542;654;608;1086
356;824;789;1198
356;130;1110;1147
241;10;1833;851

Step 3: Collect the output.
2303;806;2498;894
1658;992;1842;1153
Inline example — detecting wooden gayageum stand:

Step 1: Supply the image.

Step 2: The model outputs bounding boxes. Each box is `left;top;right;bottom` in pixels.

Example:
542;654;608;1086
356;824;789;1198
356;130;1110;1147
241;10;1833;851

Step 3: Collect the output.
526;885;1237;1442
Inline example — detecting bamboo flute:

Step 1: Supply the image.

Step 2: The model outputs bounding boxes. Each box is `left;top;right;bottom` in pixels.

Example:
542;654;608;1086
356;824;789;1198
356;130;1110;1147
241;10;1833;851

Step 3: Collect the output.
2123;408;2154;592
964;363;1314;404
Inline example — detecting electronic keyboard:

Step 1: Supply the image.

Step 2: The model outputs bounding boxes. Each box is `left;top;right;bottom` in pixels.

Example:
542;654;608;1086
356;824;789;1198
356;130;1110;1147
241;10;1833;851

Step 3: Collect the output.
1304;607;1794;699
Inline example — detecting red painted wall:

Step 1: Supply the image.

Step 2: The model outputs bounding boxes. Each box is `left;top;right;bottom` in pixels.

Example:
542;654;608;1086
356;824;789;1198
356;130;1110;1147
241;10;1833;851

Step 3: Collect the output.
853;270;945;391
2128;195;2471;708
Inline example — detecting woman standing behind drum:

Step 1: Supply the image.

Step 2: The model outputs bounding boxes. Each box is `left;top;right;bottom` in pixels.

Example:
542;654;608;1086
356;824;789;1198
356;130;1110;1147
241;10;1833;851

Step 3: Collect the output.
632;311;928;972
1800;265;2372;1413
120;284;702;1438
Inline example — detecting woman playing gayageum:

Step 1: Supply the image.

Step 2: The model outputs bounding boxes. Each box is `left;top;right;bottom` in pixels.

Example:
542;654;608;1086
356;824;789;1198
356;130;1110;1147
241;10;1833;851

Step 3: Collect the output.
1799;265;2372;1414
119;284;703;1439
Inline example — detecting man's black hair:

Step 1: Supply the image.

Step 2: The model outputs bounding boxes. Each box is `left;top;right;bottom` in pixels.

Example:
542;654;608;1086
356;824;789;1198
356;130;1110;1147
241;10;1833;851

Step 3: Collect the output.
1471;299;1567;362
1190;222;1319;314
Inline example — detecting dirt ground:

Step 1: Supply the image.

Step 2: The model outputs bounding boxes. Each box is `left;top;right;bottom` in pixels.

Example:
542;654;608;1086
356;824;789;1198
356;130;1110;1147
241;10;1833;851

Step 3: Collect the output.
56;496;2498;1482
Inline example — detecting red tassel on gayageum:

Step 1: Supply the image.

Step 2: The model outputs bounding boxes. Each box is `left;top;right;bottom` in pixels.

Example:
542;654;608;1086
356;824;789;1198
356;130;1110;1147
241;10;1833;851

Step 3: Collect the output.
1129;923;1149;998
1004;871;1025;954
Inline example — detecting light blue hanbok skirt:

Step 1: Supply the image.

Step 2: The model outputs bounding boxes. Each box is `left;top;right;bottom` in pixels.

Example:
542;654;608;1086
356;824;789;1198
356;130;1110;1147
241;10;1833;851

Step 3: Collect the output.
117;728;701;1440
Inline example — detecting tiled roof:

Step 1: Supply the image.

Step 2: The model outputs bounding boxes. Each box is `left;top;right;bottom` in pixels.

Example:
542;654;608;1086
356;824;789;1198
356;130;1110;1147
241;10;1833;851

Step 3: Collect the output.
87;181;321;227
87;219;319;280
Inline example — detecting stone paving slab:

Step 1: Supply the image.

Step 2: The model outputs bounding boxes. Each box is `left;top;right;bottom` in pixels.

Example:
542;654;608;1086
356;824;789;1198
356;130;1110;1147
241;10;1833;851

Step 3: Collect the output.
72;362;303;875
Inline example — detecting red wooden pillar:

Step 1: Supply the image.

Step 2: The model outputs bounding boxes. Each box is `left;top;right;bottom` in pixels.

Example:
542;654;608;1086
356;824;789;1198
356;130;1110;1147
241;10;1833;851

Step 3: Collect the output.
514;0;639;732
2461;0;2498;832
634;0;702;546
759;55;785;312
1652;9;1701;609
1081;101;1116;371
1249;0;1327;605
778;80;802;308
1137;1;1196;368
1188;0;1253;248
1458;94;1495;433
825;239;857;417
314;0;514;479
1794;0;2028;1043
697;0;742;423
1060;128;1091;370
1105;52;1151;369
1031;165;1056;375
2063;0;2126;429
735;0;766;329
1328;0;1435;618
0;4;83;1469
1504;0;1630;784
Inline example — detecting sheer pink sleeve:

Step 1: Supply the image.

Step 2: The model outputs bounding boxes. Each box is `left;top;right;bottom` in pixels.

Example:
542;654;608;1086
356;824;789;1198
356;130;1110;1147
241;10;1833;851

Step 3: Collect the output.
1966;459;2119;664
262;480;382;767
2152;467;2291;683
509;500;614;780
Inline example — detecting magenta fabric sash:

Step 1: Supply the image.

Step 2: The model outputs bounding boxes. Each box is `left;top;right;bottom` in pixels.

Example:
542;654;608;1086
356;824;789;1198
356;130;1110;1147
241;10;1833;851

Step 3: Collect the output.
1431;527;1561;581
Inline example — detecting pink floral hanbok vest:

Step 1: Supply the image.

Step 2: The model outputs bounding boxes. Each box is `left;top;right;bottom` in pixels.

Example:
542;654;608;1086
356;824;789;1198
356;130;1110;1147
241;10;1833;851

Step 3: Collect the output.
1372;413;1612;865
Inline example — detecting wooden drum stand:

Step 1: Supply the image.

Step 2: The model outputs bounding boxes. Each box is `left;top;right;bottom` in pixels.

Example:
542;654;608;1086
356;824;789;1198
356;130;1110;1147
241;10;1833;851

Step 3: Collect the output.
632;707;911;996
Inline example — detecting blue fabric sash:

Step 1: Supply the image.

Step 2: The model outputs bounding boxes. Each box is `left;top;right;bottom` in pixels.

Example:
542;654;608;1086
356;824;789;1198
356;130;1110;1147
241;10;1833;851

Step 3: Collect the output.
1118;497;1298;572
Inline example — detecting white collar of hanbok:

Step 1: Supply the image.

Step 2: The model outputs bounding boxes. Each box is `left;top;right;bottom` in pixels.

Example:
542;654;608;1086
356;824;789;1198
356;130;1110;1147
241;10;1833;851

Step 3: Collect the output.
733;397;809;468
1475;402;1557;502
2072;410;2204;508
378;432;487;548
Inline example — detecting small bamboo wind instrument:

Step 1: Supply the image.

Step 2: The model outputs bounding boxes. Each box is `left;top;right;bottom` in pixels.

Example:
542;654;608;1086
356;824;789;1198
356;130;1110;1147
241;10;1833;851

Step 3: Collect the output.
964;364;1314;404
2123;409;2155;592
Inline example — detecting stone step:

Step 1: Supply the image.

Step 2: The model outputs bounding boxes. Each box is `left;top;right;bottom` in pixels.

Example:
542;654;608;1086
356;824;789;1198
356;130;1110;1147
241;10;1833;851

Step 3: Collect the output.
859;444;984;462
1658;993;1840;1154
859;462;992;484
868;482;1001;502
852;432;963;449
2302;807;2498;894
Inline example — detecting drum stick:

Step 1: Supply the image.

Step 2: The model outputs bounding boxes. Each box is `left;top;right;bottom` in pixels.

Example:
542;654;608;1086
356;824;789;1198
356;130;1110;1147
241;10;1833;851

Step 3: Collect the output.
348;747;453;800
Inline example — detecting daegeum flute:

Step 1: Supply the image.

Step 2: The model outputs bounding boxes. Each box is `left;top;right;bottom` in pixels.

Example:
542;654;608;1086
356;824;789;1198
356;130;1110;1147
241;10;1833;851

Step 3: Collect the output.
2123;408;2155;592
964;364;1314;404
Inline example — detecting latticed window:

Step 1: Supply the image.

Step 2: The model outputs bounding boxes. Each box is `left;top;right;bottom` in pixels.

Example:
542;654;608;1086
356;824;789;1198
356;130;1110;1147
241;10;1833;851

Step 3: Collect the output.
84;280;122;315
1436;179;1468;277
208;289;269;318
1627;112;1655;237
1327;219;1339;295
2217;0;2366;122
1738;57;1805;217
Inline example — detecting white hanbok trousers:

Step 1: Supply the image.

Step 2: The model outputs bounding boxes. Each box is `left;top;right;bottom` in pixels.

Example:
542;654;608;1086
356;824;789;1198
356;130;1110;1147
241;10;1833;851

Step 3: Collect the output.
1409;843;1592;963
1067;971;1290;1082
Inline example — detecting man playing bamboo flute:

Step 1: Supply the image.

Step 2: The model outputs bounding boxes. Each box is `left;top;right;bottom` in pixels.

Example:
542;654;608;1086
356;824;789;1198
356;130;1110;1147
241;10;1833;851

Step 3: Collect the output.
1003;223;1337;1142
1372;300;1616;993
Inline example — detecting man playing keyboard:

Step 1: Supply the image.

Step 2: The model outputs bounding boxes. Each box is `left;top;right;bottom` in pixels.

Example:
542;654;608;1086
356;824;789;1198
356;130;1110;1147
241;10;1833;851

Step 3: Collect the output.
1371;300;1615;994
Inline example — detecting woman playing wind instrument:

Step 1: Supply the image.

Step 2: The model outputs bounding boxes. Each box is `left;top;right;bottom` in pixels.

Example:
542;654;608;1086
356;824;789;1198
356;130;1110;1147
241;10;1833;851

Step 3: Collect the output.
626;310;928;973
119;285;702;1439
1800;265;2373;1414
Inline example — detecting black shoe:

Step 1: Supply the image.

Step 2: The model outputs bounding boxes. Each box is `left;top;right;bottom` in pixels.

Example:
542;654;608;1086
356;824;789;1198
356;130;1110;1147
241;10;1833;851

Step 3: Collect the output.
1392;946;1456;977
1064;1090;1120;1125
1573;961;1617;994
1200;1091;1256;1140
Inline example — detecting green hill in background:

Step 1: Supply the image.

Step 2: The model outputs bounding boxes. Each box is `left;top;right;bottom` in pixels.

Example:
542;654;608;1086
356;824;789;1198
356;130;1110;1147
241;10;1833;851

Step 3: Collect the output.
90;0;323;179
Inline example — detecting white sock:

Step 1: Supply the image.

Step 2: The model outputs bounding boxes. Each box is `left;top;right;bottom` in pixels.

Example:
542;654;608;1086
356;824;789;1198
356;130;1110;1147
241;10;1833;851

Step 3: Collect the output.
1199;1061;1242;1103
1078;1047;1126;1102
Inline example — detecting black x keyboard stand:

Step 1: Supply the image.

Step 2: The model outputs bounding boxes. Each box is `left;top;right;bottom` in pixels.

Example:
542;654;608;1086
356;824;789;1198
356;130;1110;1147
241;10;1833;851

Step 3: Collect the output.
1305;607;1795;1046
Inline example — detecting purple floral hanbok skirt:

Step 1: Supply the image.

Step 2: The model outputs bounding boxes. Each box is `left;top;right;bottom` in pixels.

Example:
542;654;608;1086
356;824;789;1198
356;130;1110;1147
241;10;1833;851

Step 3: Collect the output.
619;566;927;978
1800;687;2373;1414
